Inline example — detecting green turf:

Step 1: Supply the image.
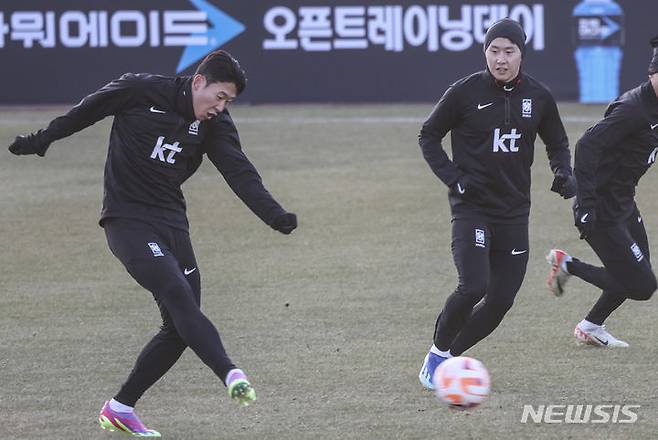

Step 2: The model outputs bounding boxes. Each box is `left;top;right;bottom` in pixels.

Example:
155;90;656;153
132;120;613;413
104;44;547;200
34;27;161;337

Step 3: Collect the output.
1;103;656;439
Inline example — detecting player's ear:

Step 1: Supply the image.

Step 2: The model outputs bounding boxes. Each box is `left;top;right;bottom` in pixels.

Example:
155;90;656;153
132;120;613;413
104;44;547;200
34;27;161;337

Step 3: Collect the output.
192;74;207;91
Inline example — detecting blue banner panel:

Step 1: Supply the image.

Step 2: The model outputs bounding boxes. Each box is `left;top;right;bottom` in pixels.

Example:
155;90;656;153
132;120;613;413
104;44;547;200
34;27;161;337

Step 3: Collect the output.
0;0;656;104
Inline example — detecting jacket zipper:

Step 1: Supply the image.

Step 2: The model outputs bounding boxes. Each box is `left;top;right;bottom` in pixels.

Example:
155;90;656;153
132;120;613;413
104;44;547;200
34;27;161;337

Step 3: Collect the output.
504;94;511;125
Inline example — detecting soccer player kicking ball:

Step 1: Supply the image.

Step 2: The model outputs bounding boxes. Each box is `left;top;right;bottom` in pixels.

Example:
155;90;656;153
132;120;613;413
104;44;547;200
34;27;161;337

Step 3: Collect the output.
417;18;576;390
547;36;658;348
8;50;297;437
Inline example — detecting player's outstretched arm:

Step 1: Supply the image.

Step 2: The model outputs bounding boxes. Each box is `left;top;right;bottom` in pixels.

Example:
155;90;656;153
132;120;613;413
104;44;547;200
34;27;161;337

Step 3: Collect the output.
8;73;142;158
206;112;297;235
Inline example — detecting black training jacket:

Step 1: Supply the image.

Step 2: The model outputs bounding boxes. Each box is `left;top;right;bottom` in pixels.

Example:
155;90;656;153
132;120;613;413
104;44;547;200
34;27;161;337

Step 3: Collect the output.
38;73;286;231
419;70;572;223
575;81;658;224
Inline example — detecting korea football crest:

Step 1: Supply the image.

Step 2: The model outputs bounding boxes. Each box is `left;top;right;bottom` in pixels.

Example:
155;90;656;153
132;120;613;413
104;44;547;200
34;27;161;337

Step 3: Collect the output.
522;99;532;118
188;120;200;135
474;228;486;248
630;243;644;262
148;242;164;257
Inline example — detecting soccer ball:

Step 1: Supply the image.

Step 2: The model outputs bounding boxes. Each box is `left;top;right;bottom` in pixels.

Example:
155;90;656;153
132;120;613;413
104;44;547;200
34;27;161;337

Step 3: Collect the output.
432;356;490;409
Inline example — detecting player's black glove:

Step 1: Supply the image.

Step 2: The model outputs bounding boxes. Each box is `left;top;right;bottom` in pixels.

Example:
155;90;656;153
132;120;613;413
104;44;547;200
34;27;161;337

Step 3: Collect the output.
272;212;297;235
450;174;480;198
574;204;596;239
550;169;577;199
8;130;51;157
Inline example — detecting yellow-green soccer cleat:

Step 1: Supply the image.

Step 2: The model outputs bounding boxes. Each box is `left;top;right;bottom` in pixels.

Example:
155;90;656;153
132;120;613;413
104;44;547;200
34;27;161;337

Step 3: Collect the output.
226;369;256;406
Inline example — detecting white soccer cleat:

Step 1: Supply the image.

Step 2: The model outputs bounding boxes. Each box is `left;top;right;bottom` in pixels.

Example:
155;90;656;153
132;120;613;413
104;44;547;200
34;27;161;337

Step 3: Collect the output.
546;249;571;297
574;323;629;348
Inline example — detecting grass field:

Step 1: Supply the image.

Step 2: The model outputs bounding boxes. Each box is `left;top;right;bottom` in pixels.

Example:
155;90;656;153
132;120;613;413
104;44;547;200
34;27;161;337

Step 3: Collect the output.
1;103;657;440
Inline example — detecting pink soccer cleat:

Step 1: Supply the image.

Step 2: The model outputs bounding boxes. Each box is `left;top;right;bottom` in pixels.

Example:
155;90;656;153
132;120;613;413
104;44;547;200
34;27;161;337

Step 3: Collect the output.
98;401;161;437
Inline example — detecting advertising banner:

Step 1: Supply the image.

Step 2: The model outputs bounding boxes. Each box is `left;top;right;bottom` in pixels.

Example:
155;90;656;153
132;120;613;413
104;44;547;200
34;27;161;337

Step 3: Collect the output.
0;0;656;104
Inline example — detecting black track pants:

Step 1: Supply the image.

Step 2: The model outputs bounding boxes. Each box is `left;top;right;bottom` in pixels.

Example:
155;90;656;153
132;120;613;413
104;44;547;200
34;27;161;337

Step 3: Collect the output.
568;210;656;324
103;218;235;406
434;219;529;355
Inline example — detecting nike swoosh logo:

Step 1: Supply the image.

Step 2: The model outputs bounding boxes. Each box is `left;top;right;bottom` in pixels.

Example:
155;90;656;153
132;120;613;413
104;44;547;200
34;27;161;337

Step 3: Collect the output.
592;335;608;346
150;106;166;114
184;267;196;275
651;123;658;130
580;213;589;223
457;183;465;194
477;102;493;110
511;249;527;255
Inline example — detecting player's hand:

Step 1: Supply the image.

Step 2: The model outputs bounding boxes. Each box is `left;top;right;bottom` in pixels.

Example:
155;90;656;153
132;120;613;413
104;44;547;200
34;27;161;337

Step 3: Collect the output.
551;169;576;199
451;174;480;198
272;212;297;235
8;130;51;157
574;205;596;239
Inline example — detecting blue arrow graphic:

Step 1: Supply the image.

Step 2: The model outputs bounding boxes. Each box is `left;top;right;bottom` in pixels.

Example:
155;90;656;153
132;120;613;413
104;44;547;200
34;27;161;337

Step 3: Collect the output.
599;16;620;41
176;0;245;73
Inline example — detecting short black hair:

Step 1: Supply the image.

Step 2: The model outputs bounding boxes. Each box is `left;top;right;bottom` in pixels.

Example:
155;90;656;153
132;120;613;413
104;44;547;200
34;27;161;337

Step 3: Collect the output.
195;50;247;94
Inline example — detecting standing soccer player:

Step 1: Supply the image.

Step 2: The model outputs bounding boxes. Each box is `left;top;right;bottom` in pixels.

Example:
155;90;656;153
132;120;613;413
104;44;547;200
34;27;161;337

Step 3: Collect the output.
8;50;297;436
417;19;575;390
546;36;658;348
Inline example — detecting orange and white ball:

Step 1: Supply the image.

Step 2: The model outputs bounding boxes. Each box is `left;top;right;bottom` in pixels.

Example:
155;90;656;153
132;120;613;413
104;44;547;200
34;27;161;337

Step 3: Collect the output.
432;356;490;409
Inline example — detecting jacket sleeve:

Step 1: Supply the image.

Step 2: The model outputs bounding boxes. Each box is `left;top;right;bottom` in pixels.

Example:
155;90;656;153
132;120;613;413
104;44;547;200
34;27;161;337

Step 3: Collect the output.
205;111;287;226
418;85;462;186
537;95;572;176
39;73;142;144
574;102;643;207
